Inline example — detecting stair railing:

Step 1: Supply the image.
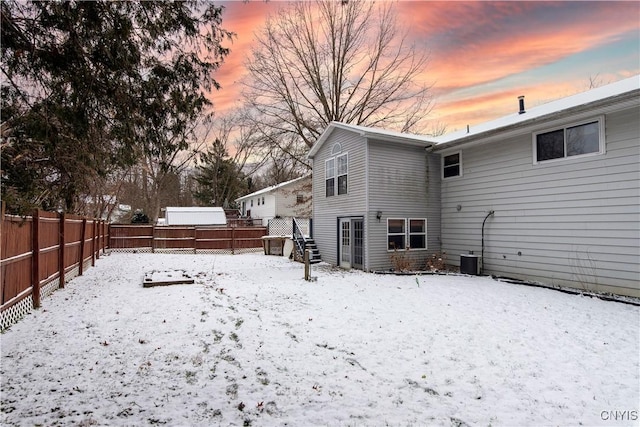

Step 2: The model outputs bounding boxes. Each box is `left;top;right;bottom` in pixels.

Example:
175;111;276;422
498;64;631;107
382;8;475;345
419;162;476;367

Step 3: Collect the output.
292;217;307;258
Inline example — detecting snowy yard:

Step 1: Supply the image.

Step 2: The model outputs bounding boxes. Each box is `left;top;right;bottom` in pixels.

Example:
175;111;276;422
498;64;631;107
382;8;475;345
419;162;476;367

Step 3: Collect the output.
1;252;638;426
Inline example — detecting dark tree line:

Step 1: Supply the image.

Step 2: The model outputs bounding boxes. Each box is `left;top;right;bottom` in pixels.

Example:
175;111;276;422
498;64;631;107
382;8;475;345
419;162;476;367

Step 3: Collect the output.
1;1;233;218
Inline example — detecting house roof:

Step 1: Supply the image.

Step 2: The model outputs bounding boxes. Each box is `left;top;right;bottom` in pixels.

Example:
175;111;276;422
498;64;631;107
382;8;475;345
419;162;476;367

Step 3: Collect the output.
433;75;640;148
235;174;310;202
307;121;434;159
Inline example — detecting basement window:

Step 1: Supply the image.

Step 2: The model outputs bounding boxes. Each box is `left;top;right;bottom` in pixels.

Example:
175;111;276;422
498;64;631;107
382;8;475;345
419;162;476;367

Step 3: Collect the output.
387;219;406;250
387;218;427;251
534;117;604;163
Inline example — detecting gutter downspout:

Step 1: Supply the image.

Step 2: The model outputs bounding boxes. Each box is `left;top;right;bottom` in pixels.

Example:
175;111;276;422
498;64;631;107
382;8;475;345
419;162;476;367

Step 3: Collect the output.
481;210;495;274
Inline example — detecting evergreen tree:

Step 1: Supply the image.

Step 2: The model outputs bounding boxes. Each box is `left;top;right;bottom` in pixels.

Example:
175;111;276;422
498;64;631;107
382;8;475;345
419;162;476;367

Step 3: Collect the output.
1;1;233;214
193;139;247;208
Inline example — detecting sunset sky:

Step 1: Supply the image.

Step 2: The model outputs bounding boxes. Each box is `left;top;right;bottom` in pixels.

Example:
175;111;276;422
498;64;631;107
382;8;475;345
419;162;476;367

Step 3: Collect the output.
211;1;640;133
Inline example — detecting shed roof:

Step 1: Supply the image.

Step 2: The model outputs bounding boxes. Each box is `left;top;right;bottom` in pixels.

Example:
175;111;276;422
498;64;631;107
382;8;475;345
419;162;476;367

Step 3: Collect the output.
307;121;434;159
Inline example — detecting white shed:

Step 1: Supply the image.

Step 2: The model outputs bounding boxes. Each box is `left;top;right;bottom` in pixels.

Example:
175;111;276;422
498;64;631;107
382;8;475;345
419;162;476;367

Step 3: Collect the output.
163;207;227;226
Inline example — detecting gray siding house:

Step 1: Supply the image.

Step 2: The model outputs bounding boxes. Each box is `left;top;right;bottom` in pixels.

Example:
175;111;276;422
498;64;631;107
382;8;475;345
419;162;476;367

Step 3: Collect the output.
433;76;639;298
307;123;441;271
309;76;639;298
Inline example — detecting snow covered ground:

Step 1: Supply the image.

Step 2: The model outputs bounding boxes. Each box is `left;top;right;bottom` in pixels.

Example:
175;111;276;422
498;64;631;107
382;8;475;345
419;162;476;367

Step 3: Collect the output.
1;252;638;426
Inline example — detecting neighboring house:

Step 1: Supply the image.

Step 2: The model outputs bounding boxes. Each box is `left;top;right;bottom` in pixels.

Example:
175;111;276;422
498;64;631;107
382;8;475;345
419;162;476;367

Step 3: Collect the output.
235;175;312;226
307;123;441;270
309;76;639;298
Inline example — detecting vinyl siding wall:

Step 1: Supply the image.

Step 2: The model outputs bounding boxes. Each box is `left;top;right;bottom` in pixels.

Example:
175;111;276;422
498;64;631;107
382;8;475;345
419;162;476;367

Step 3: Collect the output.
274;177;312;218
440;107;640;297
312;129;367;266
366;140;441;271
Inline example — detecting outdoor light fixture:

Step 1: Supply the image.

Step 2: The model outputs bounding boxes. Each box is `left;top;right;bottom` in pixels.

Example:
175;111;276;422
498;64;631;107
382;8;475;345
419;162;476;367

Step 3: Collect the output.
376;211;382;221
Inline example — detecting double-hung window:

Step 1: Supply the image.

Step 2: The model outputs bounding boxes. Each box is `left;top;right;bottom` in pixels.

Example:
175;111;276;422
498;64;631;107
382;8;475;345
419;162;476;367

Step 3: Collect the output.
325;158;335;197
387;218;427;251
337;153;348;195
325;152;348;197
534;117;604;163
443;152;462;178
387;219;406;250
409;219;426;249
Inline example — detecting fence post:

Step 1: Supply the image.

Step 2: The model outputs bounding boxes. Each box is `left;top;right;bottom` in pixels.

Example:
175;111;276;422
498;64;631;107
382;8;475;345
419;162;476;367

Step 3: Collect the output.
59;212;66;288
91;219;96;266
79;218;87;276
95;220;100;260
304;249;310;281
231;225;235;255
0;201;4;269
151;225;155;253
32;209;41;308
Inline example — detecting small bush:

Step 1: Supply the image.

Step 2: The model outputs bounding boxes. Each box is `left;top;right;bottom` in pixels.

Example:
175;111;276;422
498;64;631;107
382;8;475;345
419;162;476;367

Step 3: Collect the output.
426;251;447;272
390;246;414;272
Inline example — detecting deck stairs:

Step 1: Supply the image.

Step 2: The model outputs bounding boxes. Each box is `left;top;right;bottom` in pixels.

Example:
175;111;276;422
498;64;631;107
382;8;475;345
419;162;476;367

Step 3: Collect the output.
293;218;321;264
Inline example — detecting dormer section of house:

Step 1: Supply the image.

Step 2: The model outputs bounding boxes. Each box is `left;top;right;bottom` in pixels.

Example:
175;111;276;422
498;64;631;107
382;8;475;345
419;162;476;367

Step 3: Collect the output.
308;122;441;271
235;175;312;226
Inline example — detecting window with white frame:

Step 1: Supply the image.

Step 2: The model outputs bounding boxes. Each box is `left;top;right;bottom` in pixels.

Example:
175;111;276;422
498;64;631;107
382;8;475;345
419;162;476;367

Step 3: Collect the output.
296;194;304;204
409;219;426;249
534;117;604;163
337;153;348;195
388;218;427;251
325;158;335;197
443;152;461;178
325;152;348;197
251;199;254;207
387;219;406;250
262;196;265;204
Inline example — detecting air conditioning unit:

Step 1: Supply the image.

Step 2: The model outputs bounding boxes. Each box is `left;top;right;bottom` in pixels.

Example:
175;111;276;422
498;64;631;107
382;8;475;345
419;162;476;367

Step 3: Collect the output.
460;254;480;275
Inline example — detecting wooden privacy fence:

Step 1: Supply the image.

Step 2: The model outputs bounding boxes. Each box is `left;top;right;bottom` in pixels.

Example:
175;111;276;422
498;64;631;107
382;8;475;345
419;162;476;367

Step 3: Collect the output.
109;224;268;253
1;208;108;330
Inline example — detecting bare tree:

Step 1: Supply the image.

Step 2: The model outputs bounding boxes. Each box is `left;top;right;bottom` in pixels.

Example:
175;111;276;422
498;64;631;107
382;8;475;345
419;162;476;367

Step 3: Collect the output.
242;0;433;165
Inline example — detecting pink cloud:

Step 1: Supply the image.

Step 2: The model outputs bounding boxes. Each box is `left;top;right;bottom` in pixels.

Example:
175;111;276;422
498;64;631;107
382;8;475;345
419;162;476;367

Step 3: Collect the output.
209;1;639;130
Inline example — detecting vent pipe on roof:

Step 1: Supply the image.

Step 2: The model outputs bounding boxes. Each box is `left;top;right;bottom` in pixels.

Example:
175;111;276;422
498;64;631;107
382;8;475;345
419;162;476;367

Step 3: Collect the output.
518;95;526;114
466;124;470;133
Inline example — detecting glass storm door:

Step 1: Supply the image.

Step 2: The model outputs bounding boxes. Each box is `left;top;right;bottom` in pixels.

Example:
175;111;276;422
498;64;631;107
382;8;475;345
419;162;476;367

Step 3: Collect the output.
340;218;351;268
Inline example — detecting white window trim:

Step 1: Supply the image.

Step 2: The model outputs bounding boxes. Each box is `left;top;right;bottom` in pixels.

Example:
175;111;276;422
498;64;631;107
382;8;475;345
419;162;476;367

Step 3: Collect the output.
325;157;335;197
337;152;348;195
325;152;348;197
442;151;463;179
408;218;428;250
386;217;429;252
387;218;406;251
532;116;605;165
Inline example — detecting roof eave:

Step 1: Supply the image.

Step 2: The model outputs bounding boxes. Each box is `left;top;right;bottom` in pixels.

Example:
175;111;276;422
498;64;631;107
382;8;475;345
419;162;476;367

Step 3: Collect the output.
433;89;640;151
